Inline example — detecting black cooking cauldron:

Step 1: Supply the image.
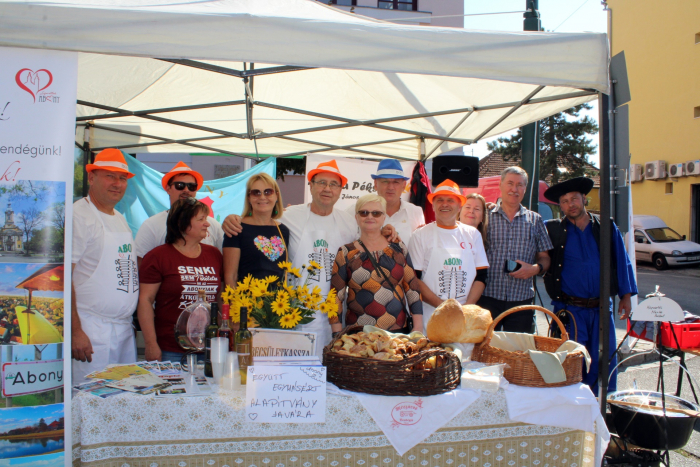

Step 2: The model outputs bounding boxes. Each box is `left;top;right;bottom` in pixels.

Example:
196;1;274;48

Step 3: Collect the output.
608;389;698;451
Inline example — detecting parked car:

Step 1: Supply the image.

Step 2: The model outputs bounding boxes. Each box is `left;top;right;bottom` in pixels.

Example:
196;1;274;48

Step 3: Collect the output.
632;215;700;270
462;176;560;221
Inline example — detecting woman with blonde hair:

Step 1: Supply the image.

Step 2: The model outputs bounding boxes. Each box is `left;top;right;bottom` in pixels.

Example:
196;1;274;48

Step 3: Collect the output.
223;173;290;290
330;194;423;334
459;193;489;249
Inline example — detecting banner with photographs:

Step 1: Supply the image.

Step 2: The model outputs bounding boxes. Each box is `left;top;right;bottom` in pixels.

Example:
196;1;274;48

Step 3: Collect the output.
0;46;78;467
304;154;416;212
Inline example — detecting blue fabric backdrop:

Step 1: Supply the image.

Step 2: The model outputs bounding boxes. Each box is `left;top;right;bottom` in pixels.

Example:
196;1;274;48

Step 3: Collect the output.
115;153;276;236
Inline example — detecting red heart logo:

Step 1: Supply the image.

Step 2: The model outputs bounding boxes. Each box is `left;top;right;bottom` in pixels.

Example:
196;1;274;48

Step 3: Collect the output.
15;68;53;103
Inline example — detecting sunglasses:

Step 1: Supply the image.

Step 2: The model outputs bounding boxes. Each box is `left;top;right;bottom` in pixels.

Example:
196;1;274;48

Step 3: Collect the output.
170;181;198;191
357;210;384;218
249;188;276;197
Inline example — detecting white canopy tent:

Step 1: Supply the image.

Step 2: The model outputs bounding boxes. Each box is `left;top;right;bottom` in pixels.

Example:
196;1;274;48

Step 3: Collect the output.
0;0;609;160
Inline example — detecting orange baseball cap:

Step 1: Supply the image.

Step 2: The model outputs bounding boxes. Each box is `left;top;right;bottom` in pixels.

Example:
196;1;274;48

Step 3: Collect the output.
427;179;466;204
85;148;134;178
306;159;348;187
161;161;204;191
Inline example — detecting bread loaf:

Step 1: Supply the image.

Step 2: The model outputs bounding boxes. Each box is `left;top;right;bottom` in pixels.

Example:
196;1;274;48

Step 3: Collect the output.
426;299;492;344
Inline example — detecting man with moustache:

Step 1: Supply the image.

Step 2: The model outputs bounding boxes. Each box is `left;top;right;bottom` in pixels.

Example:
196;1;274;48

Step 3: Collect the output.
72;149;139;383
478;167;553;332
346;159;425;243
135;161;224;267
408;180;489;332
543;177;637;394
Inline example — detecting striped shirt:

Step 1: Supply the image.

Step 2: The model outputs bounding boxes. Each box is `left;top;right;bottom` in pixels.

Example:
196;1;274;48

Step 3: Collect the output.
483;204;553;301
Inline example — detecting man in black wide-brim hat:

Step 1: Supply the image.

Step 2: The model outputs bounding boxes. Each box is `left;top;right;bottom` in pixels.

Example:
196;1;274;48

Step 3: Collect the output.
542;177;637;395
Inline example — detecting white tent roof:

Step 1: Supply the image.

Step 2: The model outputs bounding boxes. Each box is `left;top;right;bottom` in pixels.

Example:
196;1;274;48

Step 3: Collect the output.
0;0;609;160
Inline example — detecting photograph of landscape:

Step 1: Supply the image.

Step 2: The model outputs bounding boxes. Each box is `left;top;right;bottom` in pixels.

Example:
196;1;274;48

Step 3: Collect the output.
0;403;64;461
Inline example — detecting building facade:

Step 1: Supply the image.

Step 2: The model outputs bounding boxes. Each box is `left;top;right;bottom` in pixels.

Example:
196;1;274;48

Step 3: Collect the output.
609;0;700;241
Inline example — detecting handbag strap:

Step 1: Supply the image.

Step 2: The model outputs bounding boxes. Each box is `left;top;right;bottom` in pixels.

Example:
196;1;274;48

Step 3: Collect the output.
357;240;408;312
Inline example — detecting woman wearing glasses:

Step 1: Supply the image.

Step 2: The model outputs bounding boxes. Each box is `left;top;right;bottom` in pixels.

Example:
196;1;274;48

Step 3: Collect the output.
330;194;423;334
223;173;290;293
138;197;223;362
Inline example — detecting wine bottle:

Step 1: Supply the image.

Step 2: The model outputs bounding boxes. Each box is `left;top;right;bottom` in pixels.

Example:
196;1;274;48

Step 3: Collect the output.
217;304;234;352
235;306;253;385
203;302;219;377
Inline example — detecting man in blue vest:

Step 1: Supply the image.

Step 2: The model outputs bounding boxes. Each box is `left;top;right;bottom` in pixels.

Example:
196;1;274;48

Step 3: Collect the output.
543;177;637;394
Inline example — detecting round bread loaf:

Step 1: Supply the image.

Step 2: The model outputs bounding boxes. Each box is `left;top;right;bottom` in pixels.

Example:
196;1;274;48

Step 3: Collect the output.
426;299;493;344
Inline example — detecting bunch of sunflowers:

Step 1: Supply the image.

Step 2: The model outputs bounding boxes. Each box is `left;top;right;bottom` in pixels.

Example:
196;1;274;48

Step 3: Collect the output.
221;260;339;330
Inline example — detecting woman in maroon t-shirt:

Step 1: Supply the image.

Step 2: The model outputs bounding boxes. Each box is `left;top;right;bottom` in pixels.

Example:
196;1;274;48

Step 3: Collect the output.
138;198;223;362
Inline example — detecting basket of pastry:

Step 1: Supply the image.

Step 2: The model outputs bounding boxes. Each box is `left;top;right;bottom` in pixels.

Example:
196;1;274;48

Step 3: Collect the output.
322;325;462;396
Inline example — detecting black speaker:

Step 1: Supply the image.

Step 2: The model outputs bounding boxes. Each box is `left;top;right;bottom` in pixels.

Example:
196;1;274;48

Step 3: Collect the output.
431;155;479;187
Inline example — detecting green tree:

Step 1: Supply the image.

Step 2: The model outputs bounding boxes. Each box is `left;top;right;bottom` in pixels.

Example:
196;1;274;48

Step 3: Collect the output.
486;104;599;184
275;156;306;181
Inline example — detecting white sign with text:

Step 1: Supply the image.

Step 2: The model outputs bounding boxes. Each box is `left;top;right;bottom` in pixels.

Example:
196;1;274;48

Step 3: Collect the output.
2;359;64;396
245;365;326;423
251;328;317;358
631;296;684;322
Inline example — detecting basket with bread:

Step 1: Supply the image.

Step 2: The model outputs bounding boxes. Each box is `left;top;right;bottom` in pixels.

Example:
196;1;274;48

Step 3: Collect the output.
323;300;493;396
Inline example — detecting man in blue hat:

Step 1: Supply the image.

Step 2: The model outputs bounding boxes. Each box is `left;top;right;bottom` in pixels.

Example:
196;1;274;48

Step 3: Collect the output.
543;176;637;395
346;159;424;243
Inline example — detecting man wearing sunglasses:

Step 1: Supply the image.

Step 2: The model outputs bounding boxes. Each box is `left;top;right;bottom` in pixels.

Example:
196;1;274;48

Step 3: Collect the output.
135;161;224;267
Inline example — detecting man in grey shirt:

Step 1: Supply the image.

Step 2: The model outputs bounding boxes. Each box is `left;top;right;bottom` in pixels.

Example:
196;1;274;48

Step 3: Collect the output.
477;167;552;332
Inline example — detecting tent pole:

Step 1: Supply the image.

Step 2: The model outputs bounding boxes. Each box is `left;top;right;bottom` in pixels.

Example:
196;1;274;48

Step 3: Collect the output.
472;86;544;143
598;92;612;415
76;100;246;122
82;125;91;198
520;0;542;211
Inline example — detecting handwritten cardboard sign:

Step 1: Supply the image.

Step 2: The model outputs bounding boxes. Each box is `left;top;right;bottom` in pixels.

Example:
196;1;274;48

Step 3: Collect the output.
250;328;317;358
2;359;63;396
245;365;326;423
631;296;684;322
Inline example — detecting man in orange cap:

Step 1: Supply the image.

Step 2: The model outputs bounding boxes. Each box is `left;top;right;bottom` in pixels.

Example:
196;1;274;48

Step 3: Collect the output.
134;161;223;266
72;148;139;383
408;179;489;333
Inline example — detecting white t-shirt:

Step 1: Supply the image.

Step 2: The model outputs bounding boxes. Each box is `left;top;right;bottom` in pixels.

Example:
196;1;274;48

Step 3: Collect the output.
344;200;425;245
408;222;489;272
72;197;134;288
134;210;224;258
281;204;358;258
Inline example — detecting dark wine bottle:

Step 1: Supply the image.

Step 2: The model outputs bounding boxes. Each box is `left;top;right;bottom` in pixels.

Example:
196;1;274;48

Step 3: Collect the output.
236;306;253;385
217;304;234;353
203;302;219;377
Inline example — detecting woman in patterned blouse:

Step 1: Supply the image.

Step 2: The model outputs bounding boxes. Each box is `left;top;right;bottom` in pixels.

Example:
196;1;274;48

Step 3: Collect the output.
330;194;423;334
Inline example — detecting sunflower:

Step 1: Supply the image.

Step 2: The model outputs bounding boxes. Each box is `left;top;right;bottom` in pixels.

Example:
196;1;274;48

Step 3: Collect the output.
287;312;302;327
289;307;301;319
271;299;290;316
264;275;278;284
289;267;302;279
308;260;322;270
277;261;293;271
276;290;290;303
327;309;338;319
318;302;329;314
279;314;296;329
238;274;253;292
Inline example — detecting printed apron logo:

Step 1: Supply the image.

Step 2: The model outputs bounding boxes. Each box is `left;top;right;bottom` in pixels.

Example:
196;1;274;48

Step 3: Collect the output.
307;238;333;283
439;257;467;299
15;68;60;103
115;243;138;294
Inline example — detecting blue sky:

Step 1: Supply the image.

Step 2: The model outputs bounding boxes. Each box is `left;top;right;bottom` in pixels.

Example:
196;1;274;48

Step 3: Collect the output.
0;452;64;467
0;181;65;225
0;263;63;298
2;344;62;363
462;0;607;166
0;403;63;433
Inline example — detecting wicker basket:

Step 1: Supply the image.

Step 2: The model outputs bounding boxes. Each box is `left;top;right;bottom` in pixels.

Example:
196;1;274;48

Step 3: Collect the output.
323;325;462;396
471;305;583;388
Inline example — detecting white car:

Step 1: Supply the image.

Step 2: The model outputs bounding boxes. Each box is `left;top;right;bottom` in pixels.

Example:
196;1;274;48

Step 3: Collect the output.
633;215;700;270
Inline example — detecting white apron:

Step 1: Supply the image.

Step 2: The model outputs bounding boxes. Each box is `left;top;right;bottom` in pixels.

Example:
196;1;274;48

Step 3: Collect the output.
72;199;139;383
420;224;476;334
293;207;344;359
